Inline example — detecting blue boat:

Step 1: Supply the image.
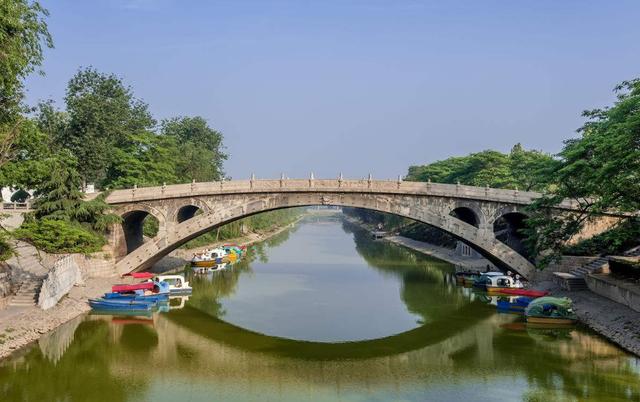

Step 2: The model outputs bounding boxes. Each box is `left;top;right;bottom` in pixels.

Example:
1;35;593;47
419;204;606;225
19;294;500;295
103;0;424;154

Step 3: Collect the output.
89;299;156;312
497;297;533;314
103;291;168;302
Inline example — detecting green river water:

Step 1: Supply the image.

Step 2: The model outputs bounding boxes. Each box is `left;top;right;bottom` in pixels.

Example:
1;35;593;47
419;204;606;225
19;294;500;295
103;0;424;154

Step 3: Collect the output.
1;215;640;401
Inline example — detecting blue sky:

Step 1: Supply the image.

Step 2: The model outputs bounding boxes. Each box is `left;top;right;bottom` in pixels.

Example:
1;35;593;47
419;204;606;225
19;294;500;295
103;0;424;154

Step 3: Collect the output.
25;0;640;180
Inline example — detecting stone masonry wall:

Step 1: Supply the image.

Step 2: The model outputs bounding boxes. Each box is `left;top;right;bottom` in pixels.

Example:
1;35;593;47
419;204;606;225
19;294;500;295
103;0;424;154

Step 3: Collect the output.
37;253;117;310
586;274;640;313
531;256;599;283
38;255;83;310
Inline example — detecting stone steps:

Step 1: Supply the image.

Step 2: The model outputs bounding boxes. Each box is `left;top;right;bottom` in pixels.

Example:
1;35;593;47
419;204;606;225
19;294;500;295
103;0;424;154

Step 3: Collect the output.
6;240;51;307
553;272;589;291
8;276;43;307
569;257;609;279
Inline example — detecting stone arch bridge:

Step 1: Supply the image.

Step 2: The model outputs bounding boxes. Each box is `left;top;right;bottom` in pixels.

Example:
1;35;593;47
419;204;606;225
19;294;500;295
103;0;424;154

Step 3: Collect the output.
99;178;620;279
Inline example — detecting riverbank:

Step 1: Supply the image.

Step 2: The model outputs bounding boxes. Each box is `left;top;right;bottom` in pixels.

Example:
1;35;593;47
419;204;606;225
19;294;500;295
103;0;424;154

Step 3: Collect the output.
0;276;116;360
152;216;304;273
549;287;640;357
387;233;640;357
343;216;493;270
385;236;493;270
0;216;306;361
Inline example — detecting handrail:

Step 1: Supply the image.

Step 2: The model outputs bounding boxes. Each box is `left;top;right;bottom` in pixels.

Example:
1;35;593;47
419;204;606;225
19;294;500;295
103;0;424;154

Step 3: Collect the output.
92;178;589;211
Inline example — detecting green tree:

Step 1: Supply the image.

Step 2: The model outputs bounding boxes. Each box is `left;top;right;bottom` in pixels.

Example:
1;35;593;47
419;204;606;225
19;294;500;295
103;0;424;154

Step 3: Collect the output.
105;131;179;188
59;67;155;185
0;0;52;167
161;116;227;181
509;143;558;192
406;146;555;191
0;0;52;122
28;153;120;231
525;79;640;264
0;118;54;190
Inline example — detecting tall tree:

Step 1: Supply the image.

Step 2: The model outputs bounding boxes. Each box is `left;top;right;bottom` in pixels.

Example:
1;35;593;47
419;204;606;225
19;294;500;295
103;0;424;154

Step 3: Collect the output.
525;78;640;264
105;131;179;188
59;67;155;185
28;151;119;232
161;116;227;182
0;0;52;165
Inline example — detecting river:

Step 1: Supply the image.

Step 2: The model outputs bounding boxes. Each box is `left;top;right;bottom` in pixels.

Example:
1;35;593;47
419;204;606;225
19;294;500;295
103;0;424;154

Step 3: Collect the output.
1;214;639;401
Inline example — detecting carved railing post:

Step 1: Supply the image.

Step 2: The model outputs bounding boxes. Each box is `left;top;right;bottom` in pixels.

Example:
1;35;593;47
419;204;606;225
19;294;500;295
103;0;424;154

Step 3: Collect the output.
338;172;343;188
309;172;314;188
397;175;402;189
280;173;285;188
367;173;372;189
250;173;255;189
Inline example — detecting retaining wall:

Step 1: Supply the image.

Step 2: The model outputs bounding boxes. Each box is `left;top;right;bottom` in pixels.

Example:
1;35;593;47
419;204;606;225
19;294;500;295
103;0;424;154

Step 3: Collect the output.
532;256;600;282
38;253;116;310
38;256;83;310
586;274;640;313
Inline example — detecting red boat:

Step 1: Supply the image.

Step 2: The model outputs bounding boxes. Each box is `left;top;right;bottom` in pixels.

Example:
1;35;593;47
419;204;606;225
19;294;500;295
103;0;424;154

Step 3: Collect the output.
498;288;549;298
111;282;155;293
129;272;154;279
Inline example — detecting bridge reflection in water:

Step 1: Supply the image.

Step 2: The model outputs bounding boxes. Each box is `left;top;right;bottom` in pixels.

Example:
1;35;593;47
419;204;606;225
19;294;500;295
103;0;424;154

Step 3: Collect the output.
1;216;639;402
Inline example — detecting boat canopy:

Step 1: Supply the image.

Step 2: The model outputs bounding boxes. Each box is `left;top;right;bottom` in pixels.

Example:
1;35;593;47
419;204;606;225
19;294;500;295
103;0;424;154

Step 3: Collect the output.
112;282;155;293
525;296;576;318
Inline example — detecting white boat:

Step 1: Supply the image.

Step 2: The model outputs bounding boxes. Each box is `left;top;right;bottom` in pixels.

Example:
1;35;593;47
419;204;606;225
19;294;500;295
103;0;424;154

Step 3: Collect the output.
191;247;228;267
475;274;523;293
151;275;192;294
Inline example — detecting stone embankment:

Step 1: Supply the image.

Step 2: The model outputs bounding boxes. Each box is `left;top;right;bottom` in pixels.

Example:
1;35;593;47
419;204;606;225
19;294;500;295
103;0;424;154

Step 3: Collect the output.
0;275;115;360
553;288;640;357
345;217;640;357
385;236;493;270
0;242;120;359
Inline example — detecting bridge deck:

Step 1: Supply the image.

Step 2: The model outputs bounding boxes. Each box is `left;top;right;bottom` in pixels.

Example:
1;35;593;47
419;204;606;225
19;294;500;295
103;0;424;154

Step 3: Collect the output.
98;178;588;211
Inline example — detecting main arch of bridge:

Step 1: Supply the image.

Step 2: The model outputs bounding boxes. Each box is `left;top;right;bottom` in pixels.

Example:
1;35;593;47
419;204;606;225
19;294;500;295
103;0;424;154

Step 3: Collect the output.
103;178;574;279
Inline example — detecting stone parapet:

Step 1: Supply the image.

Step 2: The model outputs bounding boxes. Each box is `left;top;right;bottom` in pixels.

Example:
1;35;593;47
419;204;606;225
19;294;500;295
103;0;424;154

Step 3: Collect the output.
97;179;595;212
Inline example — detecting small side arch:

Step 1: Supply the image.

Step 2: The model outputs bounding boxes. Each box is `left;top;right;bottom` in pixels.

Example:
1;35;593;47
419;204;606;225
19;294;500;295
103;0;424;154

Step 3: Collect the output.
115;204;167;257
172;199;212;223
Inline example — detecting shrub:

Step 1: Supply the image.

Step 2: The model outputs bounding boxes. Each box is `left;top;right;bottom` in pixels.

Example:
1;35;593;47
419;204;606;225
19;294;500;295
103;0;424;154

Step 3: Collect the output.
14;219;105;254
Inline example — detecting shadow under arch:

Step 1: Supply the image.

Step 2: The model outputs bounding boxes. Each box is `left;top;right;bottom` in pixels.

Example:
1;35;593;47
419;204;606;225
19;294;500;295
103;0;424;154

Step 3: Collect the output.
117;194;536;278
164;301;493;361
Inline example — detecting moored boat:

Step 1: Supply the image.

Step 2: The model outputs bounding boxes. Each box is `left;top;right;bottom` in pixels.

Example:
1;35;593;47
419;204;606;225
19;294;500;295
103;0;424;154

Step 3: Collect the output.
191;247;228;267
525;296;577;325
150;274;192;294
474;274;523;293
103;291;168;302
497;296;533;314
111;282;156;293
497;288;549;298
89;299;155;312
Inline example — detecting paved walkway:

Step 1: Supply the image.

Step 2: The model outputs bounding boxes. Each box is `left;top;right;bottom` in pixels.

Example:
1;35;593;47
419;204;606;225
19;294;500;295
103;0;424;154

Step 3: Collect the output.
385;236;494;270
